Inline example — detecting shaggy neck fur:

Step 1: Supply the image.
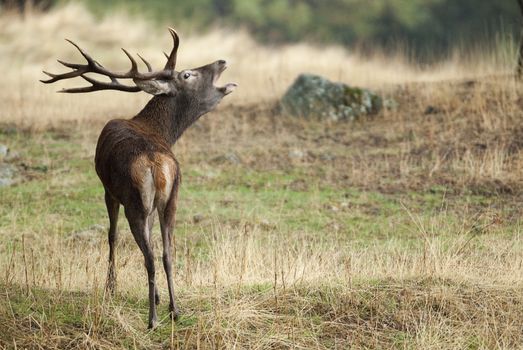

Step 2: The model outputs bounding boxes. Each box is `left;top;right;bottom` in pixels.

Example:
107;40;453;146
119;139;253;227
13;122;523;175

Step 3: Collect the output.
133;95;205;146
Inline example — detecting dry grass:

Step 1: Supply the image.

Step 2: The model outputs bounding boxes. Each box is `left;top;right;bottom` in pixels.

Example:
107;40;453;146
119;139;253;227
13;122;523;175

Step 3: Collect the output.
1;3;523;349
2;224;523;349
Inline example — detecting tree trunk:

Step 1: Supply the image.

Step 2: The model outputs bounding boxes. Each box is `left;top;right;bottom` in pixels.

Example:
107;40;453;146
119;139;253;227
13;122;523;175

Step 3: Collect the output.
517;0;523;78
1;0;50;14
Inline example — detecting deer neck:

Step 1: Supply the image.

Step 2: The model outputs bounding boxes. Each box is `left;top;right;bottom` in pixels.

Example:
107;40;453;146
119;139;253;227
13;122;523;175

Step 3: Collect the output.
133;95;202;146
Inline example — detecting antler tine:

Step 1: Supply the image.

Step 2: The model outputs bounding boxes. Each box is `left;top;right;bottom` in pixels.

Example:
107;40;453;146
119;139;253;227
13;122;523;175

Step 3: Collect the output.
121;48;139;74
58;74;141;93
40;68;86;84
59;85;140;93
137;53;153;72
65;39;98;67
164;27;179;70
57;59;84;70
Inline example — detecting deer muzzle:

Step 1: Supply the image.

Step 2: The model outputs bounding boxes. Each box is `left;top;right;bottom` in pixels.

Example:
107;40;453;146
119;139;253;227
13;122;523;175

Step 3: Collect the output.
213;60;237;95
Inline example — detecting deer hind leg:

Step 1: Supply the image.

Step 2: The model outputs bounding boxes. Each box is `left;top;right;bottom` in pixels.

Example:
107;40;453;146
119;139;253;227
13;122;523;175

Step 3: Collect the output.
147;212;160;305
159;180;181;320
126;206;158;329
104;191;120;295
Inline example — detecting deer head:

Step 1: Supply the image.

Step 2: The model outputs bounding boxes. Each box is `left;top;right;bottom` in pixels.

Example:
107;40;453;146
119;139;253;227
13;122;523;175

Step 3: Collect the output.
41;28;237;117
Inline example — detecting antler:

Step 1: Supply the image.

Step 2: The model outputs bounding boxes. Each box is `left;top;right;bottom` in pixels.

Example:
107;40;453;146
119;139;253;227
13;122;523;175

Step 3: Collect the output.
164;27;179;70
41;28;180;93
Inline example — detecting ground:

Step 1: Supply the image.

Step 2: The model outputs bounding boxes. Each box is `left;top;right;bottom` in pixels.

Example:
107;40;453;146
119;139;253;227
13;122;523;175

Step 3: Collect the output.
1;76;523;348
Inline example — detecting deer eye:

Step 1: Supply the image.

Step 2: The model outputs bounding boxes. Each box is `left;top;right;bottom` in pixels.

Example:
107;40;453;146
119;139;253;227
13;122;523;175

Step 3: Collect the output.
183;72;191;79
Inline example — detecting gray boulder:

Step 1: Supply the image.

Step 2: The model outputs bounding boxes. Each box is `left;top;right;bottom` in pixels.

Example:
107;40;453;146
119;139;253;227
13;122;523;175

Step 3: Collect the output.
0;163;17;187
0;144;7;159
67;224;105;246
281;74;383;121
0;144;22;187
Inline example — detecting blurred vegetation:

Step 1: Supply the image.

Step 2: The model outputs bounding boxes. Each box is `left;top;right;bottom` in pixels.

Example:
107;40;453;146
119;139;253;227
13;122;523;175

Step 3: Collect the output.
1;0;521;60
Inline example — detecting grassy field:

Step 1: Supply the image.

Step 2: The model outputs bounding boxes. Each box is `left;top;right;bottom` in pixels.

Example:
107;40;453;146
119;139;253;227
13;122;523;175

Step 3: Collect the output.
1;4;523;349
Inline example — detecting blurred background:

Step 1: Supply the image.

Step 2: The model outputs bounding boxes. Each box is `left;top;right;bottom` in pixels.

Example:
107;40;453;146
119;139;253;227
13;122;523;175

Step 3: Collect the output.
1;0;520;61
0;0;520;126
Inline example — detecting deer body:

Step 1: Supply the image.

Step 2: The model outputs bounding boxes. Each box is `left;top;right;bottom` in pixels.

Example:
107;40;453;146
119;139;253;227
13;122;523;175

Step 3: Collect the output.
95;114;182;328
42;29;237;329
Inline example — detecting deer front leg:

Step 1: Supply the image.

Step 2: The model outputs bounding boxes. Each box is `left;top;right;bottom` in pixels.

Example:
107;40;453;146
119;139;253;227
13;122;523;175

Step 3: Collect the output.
143;241;158;329
147;212;160;305
159;208;180;320
104;191;120;295
160;222;180;320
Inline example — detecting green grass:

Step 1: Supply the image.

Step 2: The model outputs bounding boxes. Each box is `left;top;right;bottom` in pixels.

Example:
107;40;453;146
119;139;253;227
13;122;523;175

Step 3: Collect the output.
0;134;478;228
1;127;519;243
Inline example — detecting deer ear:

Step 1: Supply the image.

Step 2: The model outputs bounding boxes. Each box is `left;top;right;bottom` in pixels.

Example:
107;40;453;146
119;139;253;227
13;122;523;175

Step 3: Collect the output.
134;79;175;95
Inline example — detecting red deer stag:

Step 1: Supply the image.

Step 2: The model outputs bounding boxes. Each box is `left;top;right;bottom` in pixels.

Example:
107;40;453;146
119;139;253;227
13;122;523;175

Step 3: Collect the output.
41;28;237;329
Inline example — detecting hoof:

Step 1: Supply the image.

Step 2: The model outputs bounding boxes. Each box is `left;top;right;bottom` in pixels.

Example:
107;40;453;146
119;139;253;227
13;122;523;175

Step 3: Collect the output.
170;306;180;321
148;320;158;330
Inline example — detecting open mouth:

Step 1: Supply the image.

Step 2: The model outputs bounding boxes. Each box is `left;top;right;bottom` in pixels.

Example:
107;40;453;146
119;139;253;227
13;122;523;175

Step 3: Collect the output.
214;63;237;95
212;64;227;85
